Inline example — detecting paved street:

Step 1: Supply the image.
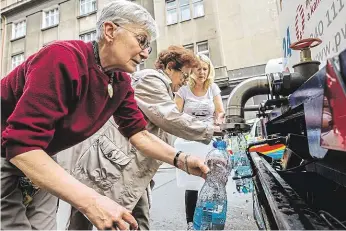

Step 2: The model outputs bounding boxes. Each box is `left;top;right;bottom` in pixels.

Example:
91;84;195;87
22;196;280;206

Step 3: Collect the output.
150;166;258;230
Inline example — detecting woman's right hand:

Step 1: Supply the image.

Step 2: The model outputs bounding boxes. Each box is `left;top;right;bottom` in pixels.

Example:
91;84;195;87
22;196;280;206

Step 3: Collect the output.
213;125;224;136
83;194;138;230
214;112;225;125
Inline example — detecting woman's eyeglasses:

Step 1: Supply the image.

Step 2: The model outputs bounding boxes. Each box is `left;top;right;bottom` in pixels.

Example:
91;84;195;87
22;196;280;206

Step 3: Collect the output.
114;23;152;54
177;69;190;80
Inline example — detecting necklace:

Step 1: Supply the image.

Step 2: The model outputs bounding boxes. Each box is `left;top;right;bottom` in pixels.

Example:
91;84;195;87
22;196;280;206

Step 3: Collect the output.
91;41;114;98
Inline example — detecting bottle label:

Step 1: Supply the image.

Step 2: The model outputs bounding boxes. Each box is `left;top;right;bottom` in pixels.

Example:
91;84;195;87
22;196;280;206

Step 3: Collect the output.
193;206;203;230
211;205;227;230
193;202;227;230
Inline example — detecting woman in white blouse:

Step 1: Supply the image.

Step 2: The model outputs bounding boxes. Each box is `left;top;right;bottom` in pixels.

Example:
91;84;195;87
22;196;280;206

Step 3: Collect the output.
175;54;225;230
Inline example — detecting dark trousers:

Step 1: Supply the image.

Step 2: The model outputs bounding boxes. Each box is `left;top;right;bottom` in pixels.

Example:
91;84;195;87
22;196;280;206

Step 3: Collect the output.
185;190;198;223
1;157;58;230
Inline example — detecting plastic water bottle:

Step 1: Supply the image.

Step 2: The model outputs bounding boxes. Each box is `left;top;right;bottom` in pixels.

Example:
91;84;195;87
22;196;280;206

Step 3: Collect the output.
193;140;229;230
230;134;252;179
235;178;254;194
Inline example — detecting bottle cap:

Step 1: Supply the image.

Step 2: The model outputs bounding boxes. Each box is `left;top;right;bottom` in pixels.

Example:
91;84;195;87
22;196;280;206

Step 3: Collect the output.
242;186;248;194
213;140;227;149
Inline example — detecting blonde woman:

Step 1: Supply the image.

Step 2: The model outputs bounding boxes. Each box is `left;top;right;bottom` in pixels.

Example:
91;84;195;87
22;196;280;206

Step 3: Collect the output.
175;54;225;229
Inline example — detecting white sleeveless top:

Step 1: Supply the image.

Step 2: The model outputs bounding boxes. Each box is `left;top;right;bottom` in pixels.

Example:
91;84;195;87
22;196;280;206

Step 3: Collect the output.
176;83;221;124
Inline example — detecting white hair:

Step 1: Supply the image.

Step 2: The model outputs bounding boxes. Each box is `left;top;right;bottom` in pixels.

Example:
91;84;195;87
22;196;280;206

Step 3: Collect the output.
96;0;158;42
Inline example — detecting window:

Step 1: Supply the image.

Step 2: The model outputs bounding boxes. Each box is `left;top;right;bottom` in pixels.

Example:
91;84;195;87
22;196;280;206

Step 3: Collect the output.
80;0;97;15
197;41;209;57
166;0;177;25
180;0;190;21
183;44;194;53
80;31;96;42
167;0;203;25
193;0;204;18
43;8;59;28
12;53;24;70
12;20;26;39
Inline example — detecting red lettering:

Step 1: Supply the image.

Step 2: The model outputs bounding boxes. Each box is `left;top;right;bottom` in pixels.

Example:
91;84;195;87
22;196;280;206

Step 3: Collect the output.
308;0;322;21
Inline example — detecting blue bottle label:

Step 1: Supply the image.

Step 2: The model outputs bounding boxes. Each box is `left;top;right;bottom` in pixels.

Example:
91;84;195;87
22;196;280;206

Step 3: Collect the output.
211;203;227;230
193;202;227;230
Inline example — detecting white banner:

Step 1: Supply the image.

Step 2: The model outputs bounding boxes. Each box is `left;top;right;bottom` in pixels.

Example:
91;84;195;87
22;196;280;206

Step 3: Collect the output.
279;0;346;70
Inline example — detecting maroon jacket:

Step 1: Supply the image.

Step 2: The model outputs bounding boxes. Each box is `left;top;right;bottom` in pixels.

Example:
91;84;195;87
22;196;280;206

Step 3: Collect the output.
1;40;147;160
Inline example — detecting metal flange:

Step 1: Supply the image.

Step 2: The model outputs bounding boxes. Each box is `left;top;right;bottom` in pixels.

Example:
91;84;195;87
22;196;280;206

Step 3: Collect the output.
220;122;251;133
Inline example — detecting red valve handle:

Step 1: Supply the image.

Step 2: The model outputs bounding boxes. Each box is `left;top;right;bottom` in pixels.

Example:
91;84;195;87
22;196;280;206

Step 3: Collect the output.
290;38;322;50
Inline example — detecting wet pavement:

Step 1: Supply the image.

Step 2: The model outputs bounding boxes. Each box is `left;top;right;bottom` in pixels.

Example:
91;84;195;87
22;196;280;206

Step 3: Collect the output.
150;167;258;230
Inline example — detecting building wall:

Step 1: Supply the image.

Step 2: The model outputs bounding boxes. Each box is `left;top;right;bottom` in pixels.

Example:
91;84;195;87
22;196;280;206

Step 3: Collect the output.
217;0;282;73
154;0;282;79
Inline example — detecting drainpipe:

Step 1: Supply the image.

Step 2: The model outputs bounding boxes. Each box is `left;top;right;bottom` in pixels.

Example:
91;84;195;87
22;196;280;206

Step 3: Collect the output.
244;105;260;112
221;75;270;132
214;0;226;67
226;75;269;119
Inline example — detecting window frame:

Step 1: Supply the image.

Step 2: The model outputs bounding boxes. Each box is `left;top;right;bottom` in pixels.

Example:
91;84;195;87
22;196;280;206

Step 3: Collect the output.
192;0;205;18
79;0;97;16
12;20;26;40
179;0;191;22
166;0;178;25
11;53;25;70
183;43;194;53
42;7;59;29
79;30;97;42
197;41;210;57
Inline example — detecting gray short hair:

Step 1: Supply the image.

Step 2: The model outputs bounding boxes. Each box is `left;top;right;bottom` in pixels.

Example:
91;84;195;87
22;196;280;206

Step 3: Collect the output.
96;0;158;42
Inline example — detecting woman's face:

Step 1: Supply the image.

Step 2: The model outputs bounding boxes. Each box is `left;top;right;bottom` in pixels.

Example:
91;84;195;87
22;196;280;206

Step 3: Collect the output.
167;66;192;92
100;22;151;73
193;61;209;85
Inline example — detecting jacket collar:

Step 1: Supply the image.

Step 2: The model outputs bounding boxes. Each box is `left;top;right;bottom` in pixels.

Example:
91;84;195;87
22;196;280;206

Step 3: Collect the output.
131;69;173;87
157;69;173;86
131;69;174;99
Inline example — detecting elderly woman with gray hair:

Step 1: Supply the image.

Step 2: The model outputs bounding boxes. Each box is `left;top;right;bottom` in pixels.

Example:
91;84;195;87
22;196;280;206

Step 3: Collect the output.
0;1;209;230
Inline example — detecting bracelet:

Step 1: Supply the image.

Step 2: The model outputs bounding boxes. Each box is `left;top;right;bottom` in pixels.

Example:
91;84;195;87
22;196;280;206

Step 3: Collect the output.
173;151;183;167
185;154;191;175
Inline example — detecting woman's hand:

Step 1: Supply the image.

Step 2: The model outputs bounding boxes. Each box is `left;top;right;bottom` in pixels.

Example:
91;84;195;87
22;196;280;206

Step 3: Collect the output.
176;153;210;179
130;131;210;178
214;112;225;125
83;195;138;230
10;150;138;231
213;125;224;137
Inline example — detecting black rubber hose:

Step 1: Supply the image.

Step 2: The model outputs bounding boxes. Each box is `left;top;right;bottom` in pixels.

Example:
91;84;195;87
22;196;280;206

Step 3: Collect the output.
278;159;318;172
319;210;346;230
